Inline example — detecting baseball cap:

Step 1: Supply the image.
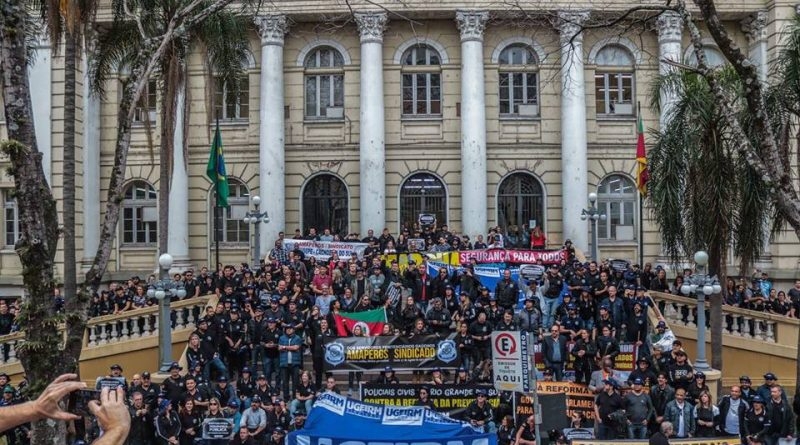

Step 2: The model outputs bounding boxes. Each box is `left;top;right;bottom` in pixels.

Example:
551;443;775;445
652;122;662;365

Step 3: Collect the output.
110;364;123;371
141;371;151;379
252;395;262;403
267;317;277;323
602;379;617;388
242;367;251;374
218;376;228;383
764;372;777;380
475;389;487;396
656;321;667;329
228;399;240;408
257;373;267;380
384;366;394;373
695;372;706;379
632;377;643;385
168;362;182;371
739;375;751;383
3;387;13;393
752;395;765;404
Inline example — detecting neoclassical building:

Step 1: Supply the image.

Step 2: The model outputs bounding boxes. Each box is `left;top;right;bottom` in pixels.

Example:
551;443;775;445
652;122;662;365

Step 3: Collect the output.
0;1;797;292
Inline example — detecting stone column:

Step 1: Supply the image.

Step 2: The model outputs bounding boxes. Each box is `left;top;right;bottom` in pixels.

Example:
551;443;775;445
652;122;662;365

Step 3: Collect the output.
656;11;683;131
29;41;52;183
456;10;489;239
167;79;191;271
355;12;388;235
256;15;288;254
558;11;590;251
743;10;771;266
82;56;101;268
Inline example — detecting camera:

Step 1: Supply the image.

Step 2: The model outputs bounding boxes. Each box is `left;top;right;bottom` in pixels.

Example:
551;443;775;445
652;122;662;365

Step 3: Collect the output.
68;389;99;417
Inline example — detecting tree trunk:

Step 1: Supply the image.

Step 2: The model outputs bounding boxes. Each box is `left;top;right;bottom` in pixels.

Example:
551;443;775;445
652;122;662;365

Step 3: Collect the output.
0;1;66;443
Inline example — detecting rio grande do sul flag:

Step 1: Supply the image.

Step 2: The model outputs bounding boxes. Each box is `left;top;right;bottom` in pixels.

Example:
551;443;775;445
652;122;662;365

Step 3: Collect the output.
636;102;649;196
333;307;387;336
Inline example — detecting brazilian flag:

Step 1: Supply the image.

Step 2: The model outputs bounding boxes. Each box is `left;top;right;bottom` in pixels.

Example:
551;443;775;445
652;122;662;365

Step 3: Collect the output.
206;121;229;207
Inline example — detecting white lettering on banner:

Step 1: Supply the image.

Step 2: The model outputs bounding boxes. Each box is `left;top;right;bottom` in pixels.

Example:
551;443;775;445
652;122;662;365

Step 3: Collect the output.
315;392;347;415
458;249;566;265
382;407;425;426
282;240;368;261
346;400;384;420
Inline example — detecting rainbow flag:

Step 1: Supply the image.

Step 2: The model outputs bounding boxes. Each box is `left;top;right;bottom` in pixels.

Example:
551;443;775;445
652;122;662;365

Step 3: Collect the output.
636;103;649;196
333;307;387;336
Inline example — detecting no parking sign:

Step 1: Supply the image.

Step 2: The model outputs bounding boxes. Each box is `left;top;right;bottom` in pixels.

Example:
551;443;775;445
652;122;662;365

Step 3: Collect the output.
491;331;530;393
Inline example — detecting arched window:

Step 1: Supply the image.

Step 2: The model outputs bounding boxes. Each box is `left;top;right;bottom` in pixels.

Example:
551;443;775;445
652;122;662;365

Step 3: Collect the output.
594;44;635;116
399;173;447;229
122;181;157;245
211;179;250;244
401;45;442;116
497;173;545;230
498;44;539;116
214;73;250;121
686;46;727;68
302;174;349;237
304;46;345;119
597;175;637;240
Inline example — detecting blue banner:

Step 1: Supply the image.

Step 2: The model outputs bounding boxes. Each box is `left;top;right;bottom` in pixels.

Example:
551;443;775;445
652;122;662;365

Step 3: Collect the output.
288;393;496;445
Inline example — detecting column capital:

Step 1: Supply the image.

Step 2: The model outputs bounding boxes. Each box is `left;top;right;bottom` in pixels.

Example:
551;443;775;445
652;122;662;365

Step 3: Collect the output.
557;11;590;45
796;4;800;16
355;12;388;44
656;11;683;44
456;10;489;42
741;10;768;44
255;14;288;47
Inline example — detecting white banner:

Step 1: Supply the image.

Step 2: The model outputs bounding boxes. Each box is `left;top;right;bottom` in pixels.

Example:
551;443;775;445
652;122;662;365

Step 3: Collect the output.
491;331;530;393
283;240;368;261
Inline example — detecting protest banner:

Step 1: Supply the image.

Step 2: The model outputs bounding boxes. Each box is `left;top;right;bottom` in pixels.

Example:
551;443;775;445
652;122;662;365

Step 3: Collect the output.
516;381;595;426
458;249;567;265
359;384;500;417
323;334;460;371
283;239;368;261
202;418;234;440
514;391;569;431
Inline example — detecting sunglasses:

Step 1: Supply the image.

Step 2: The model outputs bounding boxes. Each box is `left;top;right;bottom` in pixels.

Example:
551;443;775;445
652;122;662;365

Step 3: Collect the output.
210;402;218;406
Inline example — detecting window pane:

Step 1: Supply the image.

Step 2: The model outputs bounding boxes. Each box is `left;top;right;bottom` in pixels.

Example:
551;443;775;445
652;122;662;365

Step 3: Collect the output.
497;173;544;231
595;73;608;113
399;173;448;229
320;76;331;111
525;73;537;104
333;75;344;106
319;49;331;67
305;76;317;116
303;174;349;236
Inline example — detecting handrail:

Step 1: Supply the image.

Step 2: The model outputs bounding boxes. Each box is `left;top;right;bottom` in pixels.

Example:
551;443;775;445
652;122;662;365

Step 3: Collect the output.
648;290;798;344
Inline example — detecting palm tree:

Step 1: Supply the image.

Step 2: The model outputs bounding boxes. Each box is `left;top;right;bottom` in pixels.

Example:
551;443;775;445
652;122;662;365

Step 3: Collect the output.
647;66;773;384
92;0;252;257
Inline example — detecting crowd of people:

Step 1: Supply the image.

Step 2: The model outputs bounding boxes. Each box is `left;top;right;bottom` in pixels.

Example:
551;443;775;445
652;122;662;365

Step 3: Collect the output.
1;224;800;445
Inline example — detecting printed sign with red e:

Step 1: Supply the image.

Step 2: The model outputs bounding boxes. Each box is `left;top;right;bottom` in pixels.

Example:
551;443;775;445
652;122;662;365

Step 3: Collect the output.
491;331;530;393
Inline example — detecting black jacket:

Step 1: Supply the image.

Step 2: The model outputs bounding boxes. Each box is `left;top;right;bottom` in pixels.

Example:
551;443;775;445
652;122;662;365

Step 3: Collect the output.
716;395;748;436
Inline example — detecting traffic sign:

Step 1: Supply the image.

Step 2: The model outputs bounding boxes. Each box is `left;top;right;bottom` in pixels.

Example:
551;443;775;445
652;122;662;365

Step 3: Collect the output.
491;331;530;393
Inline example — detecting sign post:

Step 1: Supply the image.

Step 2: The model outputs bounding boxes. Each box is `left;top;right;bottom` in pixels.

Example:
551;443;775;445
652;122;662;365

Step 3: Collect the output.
491;331;530;393
526;332;543;445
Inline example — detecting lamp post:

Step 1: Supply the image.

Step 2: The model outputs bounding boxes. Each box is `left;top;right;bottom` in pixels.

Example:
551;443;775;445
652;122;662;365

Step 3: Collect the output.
580;192;606;261
147;253;186;373
243;195;270;268
680;250;722;371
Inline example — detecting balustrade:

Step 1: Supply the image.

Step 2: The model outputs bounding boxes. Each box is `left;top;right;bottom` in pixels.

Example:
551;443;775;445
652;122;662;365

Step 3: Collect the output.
648;291;797;344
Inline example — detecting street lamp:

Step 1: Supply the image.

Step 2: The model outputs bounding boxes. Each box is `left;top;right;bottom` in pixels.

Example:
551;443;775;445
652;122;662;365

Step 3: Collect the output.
243;195;270;267
580;192;606;261
679;250;722;371
147;253;186;373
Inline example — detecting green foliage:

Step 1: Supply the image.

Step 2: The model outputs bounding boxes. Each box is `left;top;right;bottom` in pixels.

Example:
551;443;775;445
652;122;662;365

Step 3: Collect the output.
647;66;770;275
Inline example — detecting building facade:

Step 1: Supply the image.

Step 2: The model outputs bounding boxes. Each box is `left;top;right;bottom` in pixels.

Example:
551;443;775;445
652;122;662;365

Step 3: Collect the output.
0;1;797;292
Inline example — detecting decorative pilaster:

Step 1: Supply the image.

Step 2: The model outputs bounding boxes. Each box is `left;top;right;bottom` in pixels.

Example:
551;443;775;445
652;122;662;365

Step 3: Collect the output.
456;10;490;238
256;14;288;252
355;12;388;235
656;11;683;131
167;79;191;272
741;10;768;83
82;55;100;268
558;10;590;252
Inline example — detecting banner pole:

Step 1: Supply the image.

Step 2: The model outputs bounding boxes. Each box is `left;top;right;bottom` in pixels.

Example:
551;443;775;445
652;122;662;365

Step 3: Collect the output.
527;332;543;444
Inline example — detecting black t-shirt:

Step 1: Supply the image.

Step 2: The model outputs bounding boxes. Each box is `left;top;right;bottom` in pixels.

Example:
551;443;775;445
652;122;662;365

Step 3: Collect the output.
595;390;624;424
465;400;493;422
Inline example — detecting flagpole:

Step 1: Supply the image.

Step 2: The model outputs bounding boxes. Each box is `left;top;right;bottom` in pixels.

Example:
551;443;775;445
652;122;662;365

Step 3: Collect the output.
214;117;221;273
637;101;645;265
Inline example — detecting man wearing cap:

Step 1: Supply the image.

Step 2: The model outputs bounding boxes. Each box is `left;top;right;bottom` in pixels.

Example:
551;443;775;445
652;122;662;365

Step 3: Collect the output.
237;367;257;409
268;426;287;445
226;307;248;376
541;265;564;329
494;270;518;312
744;395;770;444
516;294;543;338
213;375;237;408
240;396;268;443
758;373;788;404
261;317;281;389
625;377;654;439
594;378;624;439
740;376;756;403
102;364;128;390
426;298;452;336
629;357;657;389
132;371;160;411
155;398;181;445
495;309;519;332
278;325;303;399
668;350;693;392
465;389;496;433
162;362;186;406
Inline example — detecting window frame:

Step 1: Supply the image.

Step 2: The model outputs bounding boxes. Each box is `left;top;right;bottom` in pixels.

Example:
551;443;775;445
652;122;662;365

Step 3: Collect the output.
304;46;345;120
301;174;349;237
593;45;636;117
398;172;448;231
497;44;540;117
132;79;158;124
596;174;637;241
209;179;251;246
121;181;158;246
401;45;442;118
213;75;250;122
3;190;19;249
496;172;545;231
